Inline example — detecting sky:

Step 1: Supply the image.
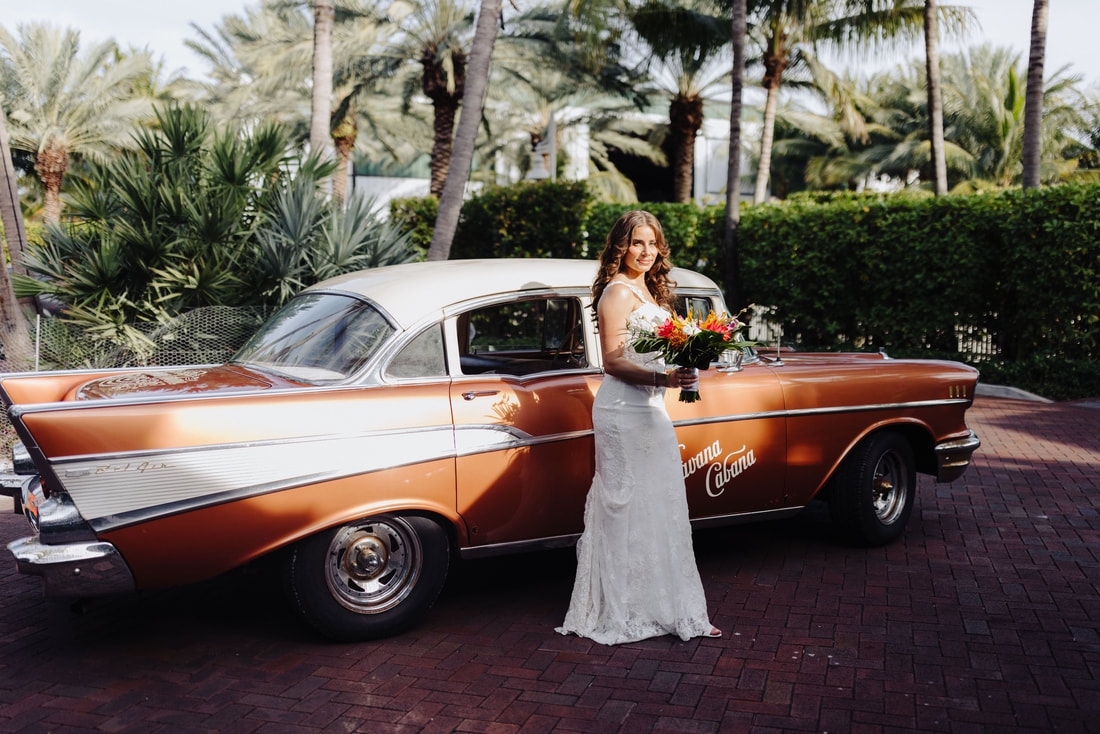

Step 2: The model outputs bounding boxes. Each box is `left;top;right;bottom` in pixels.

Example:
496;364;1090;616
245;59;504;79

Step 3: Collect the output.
3;0;1099;92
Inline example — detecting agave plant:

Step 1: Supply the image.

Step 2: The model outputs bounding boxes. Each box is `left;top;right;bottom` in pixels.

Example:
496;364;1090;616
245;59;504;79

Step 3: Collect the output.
14;104;410;346
252;174;416;306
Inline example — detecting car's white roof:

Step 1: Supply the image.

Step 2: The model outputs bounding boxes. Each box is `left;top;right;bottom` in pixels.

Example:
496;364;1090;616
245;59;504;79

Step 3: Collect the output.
307;258;722;328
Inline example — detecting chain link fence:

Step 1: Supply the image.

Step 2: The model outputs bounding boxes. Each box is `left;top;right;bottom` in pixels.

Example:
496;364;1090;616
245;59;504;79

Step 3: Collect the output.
0;306;274;469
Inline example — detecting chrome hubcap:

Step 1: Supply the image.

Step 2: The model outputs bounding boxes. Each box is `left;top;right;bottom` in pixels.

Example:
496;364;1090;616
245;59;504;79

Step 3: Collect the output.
325;518;422;614
347;536;388;579
871;451;907;525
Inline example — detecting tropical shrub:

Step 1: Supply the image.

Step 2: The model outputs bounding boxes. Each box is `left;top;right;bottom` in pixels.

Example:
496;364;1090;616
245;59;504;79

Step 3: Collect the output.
450;181;592;259
253;178;415;306
15;104;415;343
389;196;438;256
391;181;591;261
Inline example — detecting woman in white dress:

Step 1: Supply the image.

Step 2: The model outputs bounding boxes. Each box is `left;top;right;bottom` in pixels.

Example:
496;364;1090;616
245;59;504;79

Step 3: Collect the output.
557;210;720;645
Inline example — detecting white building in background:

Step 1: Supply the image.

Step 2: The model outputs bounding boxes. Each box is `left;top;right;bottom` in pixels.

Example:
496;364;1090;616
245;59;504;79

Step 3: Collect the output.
692;116;760;205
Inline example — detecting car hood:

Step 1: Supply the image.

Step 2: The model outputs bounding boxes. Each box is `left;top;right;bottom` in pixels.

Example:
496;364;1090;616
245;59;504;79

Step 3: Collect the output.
74;365;276;401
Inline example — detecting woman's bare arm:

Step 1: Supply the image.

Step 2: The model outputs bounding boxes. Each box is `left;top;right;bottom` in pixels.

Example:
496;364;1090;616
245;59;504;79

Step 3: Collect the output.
597;286;696;389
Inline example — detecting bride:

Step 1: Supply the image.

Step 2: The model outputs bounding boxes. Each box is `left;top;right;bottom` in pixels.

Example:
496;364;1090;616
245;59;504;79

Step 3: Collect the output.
556;210;720;645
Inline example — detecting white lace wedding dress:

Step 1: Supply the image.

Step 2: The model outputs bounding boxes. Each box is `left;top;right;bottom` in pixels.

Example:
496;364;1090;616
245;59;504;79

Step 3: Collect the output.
556;282;714;645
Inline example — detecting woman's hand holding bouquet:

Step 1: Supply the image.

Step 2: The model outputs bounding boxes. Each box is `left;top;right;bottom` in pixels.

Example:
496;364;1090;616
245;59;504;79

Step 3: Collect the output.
630;308;759;402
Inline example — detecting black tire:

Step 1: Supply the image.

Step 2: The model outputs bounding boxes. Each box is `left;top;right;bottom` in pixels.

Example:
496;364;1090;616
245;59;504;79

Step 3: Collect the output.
828;432;916;546
285;514;450;641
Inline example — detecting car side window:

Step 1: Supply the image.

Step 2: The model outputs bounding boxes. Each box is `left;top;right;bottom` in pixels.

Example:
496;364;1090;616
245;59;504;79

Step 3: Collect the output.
385;324;447;379
677;295;715;318
458;297;588;376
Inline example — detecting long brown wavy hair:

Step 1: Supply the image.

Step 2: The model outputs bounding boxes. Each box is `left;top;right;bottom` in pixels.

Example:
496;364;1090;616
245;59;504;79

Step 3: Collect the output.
591;210;675;323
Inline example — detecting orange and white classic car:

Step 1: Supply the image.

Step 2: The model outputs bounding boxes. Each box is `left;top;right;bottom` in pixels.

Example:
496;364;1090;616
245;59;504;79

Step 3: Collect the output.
2;259;980;640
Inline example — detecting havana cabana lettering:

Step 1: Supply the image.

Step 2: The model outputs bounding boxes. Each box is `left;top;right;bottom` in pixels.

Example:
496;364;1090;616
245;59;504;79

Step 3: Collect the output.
680;439;756;497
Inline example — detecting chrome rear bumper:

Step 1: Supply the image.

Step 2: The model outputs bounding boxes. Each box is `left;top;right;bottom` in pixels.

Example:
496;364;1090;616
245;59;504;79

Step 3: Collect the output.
934;430;981;483
8;536;135;597
6;475;135;597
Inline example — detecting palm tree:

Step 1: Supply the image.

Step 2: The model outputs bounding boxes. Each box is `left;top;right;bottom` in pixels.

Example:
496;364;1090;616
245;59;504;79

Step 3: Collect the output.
0;23;153;224
1021;0;1048;190
1061;92;1100;181
757;57;885;194
390;0;477;197
630;0;732;203
0;104;35;368
723;0;748;308
835;46;1080;191
0;104;28;274
748;0;965;204
923;0;947;195
474;17;660;198
943;44;1079;189
186;3;315;129
311;0;336;159
427;0;502;260
187;1;407;203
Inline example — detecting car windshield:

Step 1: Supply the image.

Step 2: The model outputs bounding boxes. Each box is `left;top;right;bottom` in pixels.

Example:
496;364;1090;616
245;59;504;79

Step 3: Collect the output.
232;293;395;383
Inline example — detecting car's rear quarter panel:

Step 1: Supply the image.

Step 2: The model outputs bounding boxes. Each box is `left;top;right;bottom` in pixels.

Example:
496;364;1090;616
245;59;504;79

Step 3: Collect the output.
17;382;446;456
100;458;457;586
6;381;467;587
777;356;978;502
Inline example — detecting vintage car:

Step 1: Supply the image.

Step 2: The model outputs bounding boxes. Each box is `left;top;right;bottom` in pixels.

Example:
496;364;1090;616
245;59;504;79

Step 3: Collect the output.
1;259;980;640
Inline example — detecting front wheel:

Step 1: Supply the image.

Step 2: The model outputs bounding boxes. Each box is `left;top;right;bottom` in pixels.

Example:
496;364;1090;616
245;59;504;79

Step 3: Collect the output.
285;514;450;641
828;432;916;546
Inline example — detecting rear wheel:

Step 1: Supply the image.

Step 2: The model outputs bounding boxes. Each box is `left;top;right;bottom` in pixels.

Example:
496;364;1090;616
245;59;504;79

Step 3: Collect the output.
828;432;916;546
285;514;449;640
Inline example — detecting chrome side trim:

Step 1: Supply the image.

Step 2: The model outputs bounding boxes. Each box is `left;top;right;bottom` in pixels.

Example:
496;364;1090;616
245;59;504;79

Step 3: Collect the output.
51;424;455;464
672;398;973;429
37;421;596;533
454;425;593;456
934;429;981;483
689;506;804;529
0;364;198;381
673;411;778;428
459;532;582;559
457;505;807;560
784;398;973;416
454;425;530;455
7;536;135;597
449;368;604;384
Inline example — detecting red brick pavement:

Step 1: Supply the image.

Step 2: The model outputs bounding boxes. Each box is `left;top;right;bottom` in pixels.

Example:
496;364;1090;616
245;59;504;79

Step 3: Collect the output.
1;396;1098;733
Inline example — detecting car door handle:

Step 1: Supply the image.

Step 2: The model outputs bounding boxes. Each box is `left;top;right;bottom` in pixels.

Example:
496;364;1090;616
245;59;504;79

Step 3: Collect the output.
462;390;500;401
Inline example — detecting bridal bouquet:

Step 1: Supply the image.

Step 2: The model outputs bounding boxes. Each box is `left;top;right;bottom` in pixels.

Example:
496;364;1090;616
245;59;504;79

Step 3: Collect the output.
629;308;757;403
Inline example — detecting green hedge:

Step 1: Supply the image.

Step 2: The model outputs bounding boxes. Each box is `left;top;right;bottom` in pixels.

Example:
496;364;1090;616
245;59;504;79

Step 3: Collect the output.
391;182;1100;398
392;182;592;260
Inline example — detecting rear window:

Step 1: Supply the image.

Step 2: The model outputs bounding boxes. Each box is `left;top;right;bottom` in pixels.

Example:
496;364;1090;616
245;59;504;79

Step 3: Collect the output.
233;294;394;383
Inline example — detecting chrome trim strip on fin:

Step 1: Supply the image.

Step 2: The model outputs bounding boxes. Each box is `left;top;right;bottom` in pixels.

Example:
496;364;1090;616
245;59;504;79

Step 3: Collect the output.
57;428;459;525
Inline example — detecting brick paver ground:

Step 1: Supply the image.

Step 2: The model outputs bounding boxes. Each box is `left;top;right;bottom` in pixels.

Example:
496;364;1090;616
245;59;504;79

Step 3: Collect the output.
1;395;1098;733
